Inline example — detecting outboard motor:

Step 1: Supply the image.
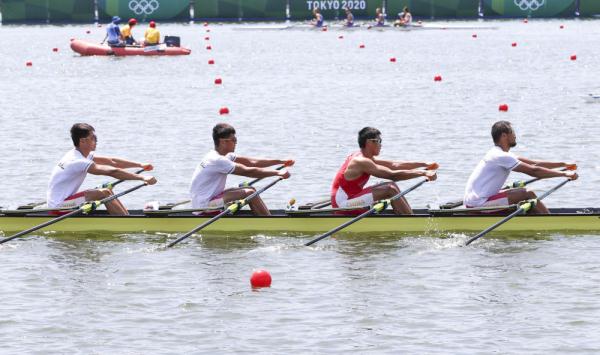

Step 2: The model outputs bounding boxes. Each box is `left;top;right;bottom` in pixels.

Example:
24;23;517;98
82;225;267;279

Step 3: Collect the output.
164;36;180;47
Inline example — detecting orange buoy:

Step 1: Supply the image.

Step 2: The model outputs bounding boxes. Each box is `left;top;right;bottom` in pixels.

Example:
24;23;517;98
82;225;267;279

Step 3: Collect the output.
208;59;215;65
570;54;577;61
250;269;272;288
498;104;509;112
219;107;229;115
214;77;222;85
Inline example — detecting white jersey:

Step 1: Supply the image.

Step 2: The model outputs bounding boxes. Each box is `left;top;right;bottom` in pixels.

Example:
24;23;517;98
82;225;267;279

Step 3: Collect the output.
464;146;520;207
190;150;237;208
47;149;95;208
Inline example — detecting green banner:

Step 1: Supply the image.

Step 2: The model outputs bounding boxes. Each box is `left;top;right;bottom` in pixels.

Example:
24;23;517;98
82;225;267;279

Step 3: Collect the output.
579;0;600;16
98;0;190;21
1;0;47;23
290;0;381;20
386;0;479;19
482;0;575;17
49;0;94;22
194;0;286;20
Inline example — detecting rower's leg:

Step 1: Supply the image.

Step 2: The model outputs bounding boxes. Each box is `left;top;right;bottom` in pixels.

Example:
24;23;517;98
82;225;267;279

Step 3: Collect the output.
506;188;549;214
84;189;128;216
223;187;270;216
372;182;412;215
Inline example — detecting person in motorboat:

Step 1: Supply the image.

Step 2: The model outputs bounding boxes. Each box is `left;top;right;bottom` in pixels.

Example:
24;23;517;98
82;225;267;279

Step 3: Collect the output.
343;7;355;27
330;127;438;215
105;16;124;47
374;8;385;26
463;121;578;214
144;21;161;46
47;123;156;215
311;8;324;27
189;123;294;216
121;18;139;45
394;7;413;27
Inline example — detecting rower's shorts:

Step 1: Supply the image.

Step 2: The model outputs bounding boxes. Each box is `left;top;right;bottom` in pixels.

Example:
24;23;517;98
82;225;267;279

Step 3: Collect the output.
192;192;225;216
49;190;90;215
333;187;374;209
466;191;509;212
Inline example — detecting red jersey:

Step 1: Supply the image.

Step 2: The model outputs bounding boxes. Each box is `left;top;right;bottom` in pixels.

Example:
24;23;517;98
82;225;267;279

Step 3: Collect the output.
331;151;371;207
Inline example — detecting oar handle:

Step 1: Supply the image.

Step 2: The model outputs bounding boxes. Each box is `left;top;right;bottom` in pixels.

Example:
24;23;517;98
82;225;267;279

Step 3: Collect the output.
101;168;147;189
239;164;286;187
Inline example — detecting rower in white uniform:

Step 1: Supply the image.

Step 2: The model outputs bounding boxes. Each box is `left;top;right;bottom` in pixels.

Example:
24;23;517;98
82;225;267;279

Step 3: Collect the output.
464;121;578;214
190;123;293;216
47;123;156;215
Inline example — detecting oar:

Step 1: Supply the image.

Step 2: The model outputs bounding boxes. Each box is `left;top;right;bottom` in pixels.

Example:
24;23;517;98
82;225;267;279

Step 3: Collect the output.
17;168;146;210
0;182;148;245
440;166;575;209
305;178;429;246
158;164;288;210
464;178;571;246
167;177;285;248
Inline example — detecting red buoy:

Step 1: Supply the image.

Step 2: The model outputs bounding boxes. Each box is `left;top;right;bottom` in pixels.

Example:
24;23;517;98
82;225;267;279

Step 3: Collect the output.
499;104;509;112
208;59;215;65
206;45;212;50
338;35;344;39
214;77;222;85
523;18;528;23
322;27;328;32
52;47;58;52
205;36;210;41
359;44;365;48
204;22;209;27
86;30;91;34
434;75;442;82
390;57;396;62
250;269;272;288
511;42;517;47
472;34;477;38
26;61;32;67
219;107;229;115
570;54;577;61
206;29;211;33
560;25;564;29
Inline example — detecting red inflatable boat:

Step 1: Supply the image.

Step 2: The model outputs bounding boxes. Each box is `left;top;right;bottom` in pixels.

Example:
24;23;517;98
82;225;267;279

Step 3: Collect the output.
70;39;191;56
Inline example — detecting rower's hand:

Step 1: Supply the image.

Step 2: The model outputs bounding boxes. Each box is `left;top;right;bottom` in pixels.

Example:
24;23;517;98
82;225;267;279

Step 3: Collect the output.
565;163;577;171
283;159;295;167
278;170;291;179
564;171;578;181
141;163;154;171
143;175;158;185
425;162;439;170
423;170;437;181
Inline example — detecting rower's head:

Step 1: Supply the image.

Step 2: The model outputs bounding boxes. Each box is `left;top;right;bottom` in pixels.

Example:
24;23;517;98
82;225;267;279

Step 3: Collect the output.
376;8;381;14
358;127;382;155
71;123;97;151
213;123;237;153
128;18;137;27
403;6;410;12
492;120;517;149
345;7;351;14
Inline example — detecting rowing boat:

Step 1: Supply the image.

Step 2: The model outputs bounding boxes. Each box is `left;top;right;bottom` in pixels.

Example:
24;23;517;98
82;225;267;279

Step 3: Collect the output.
231;22;498;32
0;208;597;235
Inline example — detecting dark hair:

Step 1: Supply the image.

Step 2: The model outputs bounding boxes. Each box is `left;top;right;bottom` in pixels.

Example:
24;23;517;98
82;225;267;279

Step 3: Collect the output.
358;127;381;148
70;123;95;147
491;121;513;143
213;123;236;147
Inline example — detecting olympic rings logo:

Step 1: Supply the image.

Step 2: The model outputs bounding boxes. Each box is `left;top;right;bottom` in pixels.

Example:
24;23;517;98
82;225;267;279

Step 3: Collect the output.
514;0;545;11
129;0;160;15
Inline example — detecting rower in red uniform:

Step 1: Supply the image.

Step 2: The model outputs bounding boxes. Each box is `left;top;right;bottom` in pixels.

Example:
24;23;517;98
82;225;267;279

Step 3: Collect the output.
331;127;438;215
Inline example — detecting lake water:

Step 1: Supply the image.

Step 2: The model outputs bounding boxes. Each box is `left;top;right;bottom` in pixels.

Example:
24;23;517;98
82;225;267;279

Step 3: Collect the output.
0;20;599;353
